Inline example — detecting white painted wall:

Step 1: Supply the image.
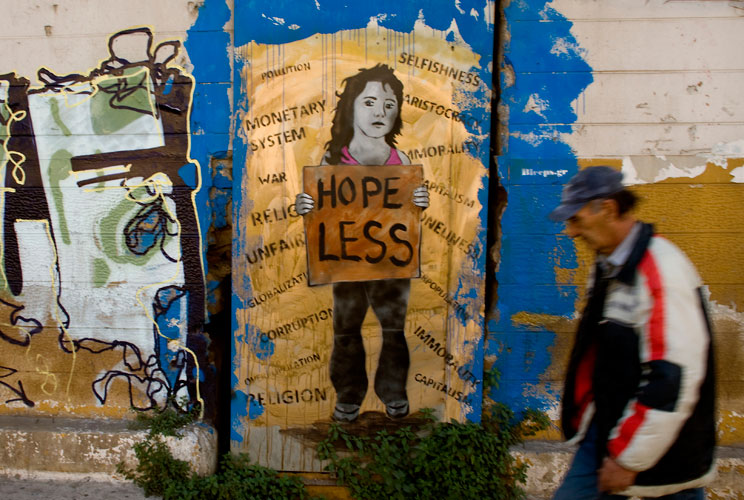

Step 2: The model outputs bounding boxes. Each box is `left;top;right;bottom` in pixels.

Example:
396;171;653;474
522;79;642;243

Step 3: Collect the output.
549;0;744;176
1;0;206;84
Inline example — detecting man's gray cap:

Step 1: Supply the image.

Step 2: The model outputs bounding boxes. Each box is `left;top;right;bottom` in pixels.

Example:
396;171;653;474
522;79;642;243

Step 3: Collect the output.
548;166;624;222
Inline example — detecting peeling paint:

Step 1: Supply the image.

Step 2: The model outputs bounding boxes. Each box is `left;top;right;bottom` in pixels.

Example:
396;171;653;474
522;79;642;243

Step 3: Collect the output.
729;166;744;183
621;155;708;185
549;36;586;59
707;139;744;179
523;93;549;118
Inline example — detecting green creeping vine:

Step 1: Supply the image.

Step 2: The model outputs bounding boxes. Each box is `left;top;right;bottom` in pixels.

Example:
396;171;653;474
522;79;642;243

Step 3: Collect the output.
316;369;550;500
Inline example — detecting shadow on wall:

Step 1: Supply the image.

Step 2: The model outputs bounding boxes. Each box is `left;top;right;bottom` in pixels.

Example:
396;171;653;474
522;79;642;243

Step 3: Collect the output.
0;27;205;416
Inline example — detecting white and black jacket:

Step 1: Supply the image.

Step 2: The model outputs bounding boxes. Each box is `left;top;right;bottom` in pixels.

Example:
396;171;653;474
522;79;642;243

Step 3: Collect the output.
561;223;716;497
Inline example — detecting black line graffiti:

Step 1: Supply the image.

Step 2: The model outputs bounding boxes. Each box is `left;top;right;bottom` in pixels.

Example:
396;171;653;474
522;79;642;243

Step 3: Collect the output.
0;365;34;407
0;298;43;347
0;27;205;413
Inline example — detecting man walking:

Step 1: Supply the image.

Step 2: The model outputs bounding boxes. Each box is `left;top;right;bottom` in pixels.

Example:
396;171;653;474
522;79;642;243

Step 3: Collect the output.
549;166;716;499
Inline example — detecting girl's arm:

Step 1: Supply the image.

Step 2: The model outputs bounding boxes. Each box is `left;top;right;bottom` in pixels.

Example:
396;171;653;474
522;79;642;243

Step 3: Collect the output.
296;153;331;215
399;151;429;209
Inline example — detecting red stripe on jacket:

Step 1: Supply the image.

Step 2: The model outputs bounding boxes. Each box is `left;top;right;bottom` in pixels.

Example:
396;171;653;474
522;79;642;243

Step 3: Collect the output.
607;401;651;458
606;250;667;457
639;251;666;361
572;343;596;430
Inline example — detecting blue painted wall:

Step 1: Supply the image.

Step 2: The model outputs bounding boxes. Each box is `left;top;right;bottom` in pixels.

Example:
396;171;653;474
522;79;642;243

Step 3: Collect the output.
488;1;592;415
186;0;232;277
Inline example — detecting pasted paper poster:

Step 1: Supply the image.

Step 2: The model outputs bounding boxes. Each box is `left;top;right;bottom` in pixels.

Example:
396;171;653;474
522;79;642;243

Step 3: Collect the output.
233;23;489;470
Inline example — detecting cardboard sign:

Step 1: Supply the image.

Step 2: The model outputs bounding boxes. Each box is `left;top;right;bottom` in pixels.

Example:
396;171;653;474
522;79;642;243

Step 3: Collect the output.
303;164;423;285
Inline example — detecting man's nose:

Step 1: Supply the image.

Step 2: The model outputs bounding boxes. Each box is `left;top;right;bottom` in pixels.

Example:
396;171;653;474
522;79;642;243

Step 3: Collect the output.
565;223;579;238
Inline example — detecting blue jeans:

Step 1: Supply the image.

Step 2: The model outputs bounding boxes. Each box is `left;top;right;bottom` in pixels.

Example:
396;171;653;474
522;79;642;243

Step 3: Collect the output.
553;424;705;500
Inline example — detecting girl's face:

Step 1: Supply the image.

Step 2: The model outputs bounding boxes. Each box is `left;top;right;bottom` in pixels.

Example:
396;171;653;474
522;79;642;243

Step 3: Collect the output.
352;81;398;139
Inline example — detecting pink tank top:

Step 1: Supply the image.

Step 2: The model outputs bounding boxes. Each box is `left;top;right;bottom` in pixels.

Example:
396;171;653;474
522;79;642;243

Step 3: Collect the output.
340;146;403;165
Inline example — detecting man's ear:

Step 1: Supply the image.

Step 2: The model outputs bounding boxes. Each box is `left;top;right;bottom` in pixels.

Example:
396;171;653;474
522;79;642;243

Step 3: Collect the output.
600;198;620;220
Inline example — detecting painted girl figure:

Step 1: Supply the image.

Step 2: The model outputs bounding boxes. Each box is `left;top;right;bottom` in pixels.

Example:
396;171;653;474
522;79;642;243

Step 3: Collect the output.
296;64;428;422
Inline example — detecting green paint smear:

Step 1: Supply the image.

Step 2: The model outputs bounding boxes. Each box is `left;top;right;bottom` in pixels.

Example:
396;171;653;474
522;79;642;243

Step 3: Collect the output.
47;151;174;267
48;149;73;245
0;109;9;165
91;68;156;135
0;101;9;123
93;258;111;287
49;98;72;136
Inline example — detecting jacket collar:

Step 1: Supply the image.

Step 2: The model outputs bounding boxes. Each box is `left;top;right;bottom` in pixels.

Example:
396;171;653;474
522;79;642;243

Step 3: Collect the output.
615;222;654;285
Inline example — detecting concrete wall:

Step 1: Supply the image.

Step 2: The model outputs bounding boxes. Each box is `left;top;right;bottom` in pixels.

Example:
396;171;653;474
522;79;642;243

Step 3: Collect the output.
494;0;744;446
0;0;741;481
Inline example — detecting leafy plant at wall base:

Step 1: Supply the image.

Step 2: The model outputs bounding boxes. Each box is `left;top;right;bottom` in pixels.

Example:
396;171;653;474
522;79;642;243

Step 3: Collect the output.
162;454;319;500
130;398;201;437
118;403;322;499
316;372;550;500
118;436;192;497
117;400;199;496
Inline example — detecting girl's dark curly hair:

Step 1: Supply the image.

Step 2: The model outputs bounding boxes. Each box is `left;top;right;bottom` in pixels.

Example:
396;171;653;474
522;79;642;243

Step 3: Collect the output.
324;64;404;164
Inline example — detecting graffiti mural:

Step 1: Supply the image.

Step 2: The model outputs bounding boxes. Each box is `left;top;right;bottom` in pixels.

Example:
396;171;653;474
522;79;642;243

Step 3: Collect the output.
0;27;205;414
232;1;494;471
